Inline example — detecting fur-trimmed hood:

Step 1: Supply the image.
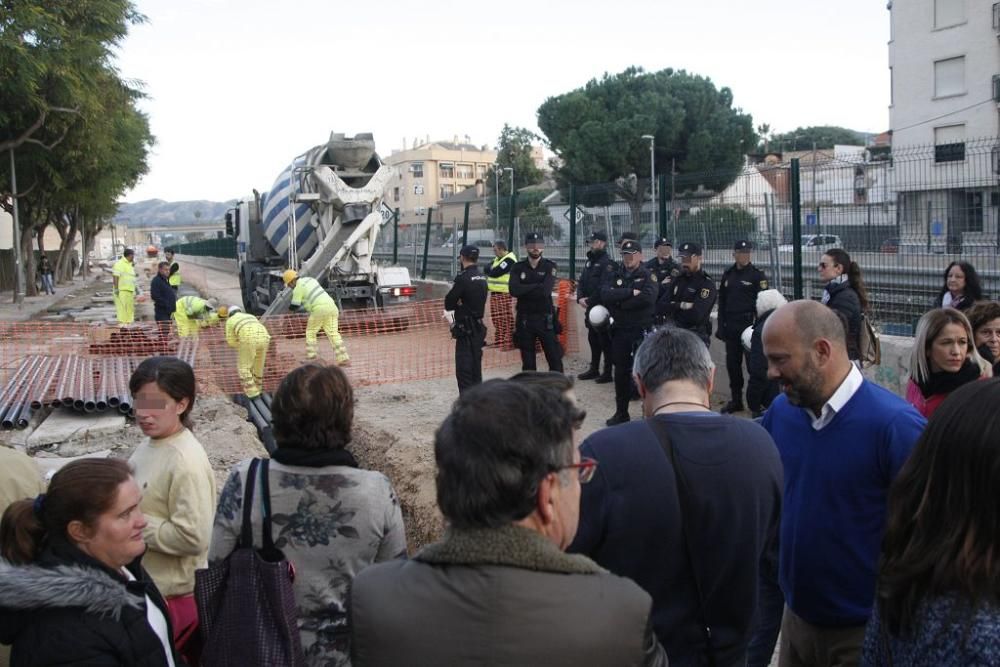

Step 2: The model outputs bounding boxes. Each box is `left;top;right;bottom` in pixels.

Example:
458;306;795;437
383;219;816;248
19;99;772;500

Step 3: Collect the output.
0;558;142;619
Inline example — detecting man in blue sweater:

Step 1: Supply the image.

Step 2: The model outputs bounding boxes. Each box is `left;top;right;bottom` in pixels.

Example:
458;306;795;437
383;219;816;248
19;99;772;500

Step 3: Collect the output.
755;300;925;667
569;326;783;666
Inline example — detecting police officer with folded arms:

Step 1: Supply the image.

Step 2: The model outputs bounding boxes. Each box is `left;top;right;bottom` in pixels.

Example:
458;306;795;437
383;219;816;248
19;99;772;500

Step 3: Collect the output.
577;230;616;383
509;232;563;372
645;237;679;283
445;245;489;393
717;239;769;413
601;239;657;426
657;241;717;347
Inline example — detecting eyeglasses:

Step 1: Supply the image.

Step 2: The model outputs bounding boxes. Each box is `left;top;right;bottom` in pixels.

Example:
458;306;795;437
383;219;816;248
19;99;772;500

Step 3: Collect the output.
557;457;598;484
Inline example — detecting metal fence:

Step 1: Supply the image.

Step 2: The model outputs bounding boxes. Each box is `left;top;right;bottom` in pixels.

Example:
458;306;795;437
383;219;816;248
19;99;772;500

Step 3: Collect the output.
178;137;1000;336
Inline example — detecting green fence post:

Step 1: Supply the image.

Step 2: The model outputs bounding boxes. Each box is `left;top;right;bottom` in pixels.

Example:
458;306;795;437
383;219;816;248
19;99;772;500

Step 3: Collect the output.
568;185;577;277
461;202;470;247
506;192;517;251
791;158;803;300
658;174;668;239
420;207;433;280
392;208;399;265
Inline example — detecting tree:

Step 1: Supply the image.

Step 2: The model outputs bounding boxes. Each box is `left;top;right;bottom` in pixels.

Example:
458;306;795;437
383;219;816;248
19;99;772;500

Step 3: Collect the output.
767;126;866;152
484;124;544;214
537;67;756;224
0;1;150;294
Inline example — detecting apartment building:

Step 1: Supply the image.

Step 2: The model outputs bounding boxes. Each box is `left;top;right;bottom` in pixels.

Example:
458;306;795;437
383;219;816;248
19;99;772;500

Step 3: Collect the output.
888;0;1000;250
382;137;497;228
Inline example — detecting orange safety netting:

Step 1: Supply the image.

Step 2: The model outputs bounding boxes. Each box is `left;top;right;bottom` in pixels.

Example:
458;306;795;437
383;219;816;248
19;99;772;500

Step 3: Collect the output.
0;281;578;404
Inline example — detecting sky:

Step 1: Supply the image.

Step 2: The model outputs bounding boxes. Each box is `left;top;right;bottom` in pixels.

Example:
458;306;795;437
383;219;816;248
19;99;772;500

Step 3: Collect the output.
117;0;890;203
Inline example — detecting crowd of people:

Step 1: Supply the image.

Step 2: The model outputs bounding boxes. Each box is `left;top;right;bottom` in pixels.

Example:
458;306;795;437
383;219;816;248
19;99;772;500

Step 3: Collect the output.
1;241;998;666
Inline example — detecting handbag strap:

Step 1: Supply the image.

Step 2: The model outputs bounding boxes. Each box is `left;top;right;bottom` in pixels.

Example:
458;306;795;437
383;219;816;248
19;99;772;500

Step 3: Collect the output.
646;417;717;667
260;458;277;552
239;458;261;549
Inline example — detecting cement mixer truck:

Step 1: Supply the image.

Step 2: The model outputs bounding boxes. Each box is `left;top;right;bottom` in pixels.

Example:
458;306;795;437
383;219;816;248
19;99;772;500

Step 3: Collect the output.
228;132;414;316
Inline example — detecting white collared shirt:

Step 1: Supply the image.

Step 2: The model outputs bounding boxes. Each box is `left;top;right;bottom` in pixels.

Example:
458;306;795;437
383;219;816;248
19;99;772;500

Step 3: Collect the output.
809;364;864;430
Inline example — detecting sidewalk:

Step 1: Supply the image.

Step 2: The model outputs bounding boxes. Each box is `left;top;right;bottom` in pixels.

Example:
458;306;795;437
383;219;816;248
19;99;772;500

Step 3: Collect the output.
0;273;105;322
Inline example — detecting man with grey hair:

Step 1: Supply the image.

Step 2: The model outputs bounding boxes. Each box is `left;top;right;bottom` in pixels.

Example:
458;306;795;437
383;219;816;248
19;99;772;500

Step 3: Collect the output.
569;326;782;666
748;299;925;667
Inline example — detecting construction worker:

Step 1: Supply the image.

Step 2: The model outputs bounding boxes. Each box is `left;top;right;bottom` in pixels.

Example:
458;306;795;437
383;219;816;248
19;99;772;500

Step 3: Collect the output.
284;270;350;365
164;247;181;291
222;305;270;398
485;240;517;348
111;248;137;325
173;295;219;337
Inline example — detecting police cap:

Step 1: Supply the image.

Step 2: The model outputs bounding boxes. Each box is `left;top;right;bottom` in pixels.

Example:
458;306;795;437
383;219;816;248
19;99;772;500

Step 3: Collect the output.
678;242;702;256
460;245;480;260
734;239;753;251
621;240;642;254
588;230;608;242
654;237;672;248
525;232;544;244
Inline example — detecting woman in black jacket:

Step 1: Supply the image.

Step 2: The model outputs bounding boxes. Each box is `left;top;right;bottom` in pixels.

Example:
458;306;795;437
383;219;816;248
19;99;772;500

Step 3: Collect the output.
0;458;180;667
819;248;869;361
936;261;983;311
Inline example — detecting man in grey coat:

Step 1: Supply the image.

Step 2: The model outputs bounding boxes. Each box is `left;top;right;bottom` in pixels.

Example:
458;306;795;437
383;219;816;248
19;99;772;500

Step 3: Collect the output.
349;380;668;667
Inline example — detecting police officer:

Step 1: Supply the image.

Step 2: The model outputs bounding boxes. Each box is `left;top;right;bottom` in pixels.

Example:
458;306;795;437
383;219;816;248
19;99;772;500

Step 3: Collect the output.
445;245;489;393
509;232;563;372
576;230;616;382
485;240;517;348
657;241;717;347
600;239;657;425
717;239;769;413
646;237;679;320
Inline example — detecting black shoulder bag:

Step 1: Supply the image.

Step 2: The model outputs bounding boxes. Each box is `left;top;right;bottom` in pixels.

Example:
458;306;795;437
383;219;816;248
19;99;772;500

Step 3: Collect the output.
646;417;717;667
196;458;306;666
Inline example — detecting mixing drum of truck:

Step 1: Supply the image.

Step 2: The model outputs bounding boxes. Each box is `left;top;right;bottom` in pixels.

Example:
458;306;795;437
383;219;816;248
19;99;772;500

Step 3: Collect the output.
226;132;415;329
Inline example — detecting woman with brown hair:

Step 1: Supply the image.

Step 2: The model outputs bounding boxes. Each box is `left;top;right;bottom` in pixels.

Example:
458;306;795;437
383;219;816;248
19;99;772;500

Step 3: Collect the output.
0;458;180;666
128;356;216;664
210;363;406;666
818;248;869;361
905;308;991;418
862;379;1000;665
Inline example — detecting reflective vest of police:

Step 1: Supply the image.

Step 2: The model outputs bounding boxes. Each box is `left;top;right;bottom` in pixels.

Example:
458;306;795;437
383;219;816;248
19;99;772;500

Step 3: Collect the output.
177;295;208;318
487;252;517;294
112;258;136;293
226;312;266;346
168;261;181;288
291;276;336;312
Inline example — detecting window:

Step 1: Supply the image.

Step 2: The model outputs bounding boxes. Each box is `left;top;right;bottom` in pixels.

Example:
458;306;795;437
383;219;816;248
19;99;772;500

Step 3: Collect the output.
414;184;424;195
440;184;455;199
393;187;400;202
439;162;455;179
477;164;487;180
934;124;966;163
456;163;474;179
965;191;984;232
933;56;965;97
934;0;964;28
410;162;423;178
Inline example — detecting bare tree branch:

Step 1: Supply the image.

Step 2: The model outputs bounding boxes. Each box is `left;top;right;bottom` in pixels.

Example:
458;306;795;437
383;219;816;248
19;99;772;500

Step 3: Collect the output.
0;106;81;153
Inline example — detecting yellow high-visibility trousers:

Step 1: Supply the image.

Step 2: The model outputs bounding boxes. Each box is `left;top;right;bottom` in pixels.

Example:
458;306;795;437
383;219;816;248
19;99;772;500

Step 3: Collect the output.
115;290;135;325
237;327;270;398
305;305;349;362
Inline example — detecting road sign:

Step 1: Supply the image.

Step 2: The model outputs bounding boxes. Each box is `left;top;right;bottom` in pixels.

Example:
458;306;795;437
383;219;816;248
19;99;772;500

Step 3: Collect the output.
562;206;586;224
379;202;394;226
931;221;943;237
806;213;817;226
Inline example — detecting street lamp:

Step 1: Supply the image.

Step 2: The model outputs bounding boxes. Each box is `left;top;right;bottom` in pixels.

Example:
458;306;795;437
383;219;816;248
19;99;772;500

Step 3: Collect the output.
641;134;656;231
493;163;503;229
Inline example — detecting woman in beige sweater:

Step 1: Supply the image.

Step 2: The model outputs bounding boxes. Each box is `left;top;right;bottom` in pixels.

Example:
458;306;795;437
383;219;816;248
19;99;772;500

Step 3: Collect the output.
128;356;216;665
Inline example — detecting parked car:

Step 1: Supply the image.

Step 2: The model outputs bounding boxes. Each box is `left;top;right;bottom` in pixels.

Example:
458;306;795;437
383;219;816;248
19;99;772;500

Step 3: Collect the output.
880;237;900;254
777;234;843;253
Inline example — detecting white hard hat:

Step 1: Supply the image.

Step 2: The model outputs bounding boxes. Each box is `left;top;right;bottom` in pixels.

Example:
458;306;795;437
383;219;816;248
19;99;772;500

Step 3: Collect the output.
228;305;243;315
588;305;611;329
741;325;754;352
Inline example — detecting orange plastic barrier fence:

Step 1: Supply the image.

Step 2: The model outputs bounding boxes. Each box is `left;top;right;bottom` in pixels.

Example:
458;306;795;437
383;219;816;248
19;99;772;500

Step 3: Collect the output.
0;281;578;408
